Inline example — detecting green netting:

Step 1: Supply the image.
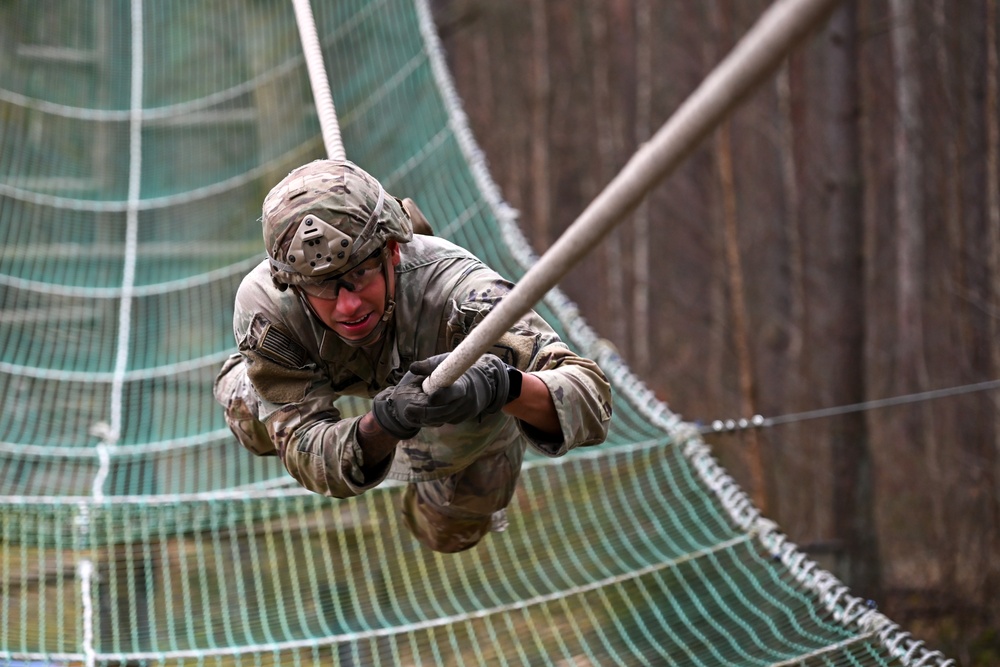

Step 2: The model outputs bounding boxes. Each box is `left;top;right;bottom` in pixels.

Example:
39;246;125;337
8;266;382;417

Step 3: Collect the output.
0;0;951;665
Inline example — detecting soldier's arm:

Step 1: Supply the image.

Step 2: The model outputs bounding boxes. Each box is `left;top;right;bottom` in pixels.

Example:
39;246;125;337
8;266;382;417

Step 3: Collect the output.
355;411;402;478
502;371;561;436
441;266;612;455
237;311;398;497
520;344;613;456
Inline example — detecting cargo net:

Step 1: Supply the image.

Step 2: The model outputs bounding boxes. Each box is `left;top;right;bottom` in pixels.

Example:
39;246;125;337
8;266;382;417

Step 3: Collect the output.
0;0;952;665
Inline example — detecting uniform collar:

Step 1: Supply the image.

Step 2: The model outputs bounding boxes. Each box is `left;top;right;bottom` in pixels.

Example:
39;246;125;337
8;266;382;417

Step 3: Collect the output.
319;320;401;390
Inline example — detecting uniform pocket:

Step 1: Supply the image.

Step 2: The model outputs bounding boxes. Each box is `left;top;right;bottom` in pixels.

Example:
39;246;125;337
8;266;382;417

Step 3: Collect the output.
444;443;523;516
215;356;277;457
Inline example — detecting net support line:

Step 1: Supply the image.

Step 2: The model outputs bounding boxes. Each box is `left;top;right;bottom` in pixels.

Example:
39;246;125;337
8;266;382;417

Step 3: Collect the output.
106;0;146;455
77;2;146;662
701;378;1000;434
77;560;97;667
423;0;842;393
292;0;346;161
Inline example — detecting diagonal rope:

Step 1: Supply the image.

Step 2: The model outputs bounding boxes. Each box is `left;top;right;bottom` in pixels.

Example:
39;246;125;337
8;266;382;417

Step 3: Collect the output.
422;0;843;393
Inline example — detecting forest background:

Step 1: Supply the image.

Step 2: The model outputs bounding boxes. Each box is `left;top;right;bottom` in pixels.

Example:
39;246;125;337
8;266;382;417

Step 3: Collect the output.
431;0;1000;663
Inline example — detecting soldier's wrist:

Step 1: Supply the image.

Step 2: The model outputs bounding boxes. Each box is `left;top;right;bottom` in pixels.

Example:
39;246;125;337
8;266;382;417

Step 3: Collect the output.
505;365;522;405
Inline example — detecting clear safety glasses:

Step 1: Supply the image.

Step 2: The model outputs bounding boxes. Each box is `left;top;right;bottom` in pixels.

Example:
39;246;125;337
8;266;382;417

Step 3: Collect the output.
297;250;384;299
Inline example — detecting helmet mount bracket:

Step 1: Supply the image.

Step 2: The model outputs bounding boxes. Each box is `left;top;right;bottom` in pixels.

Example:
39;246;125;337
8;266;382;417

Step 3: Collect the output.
287;215;354;277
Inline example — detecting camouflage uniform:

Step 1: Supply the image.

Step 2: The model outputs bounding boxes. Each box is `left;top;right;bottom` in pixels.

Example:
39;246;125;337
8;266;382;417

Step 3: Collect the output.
214;162;612;553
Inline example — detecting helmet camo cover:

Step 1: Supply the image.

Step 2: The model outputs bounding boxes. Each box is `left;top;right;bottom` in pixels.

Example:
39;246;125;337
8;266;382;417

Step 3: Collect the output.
263;160;413;287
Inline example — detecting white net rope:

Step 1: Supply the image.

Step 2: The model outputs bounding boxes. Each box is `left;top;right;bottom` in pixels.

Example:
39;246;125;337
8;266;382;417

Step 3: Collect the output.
0;0;952;665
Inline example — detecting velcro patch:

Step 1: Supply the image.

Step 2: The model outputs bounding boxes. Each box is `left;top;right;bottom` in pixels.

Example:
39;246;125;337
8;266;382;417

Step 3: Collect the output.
447;301;539;371
247;313;308;369
491;330;539;371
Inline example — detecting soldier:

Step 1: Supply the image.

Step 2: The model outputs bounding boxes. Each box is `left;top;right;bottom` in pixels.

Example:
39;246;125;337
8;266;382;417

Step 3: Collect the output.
214;159;612;553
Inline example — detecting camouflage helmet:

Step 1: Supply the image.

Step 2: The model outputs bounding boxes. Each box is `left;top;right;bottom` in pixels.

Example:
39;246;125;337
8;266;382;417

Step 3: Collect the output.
262;159;413;288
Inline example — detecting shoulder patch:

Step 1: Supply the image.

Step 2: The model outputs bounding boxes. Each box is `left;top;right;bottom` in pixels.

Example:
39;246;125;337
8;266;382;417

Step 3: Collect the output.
246;313;308;368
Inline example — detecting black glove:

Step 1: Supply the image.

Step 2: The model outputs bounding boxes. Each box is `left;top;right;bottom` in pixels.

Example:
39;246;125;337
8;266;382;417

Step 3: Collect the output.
371;370;425;439
401;353;513;426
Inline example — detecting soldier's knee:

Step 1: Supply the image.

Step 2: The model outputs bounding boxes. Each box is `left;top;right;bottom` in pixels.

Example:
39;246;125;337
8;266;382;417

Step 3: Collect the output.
401;485;491;553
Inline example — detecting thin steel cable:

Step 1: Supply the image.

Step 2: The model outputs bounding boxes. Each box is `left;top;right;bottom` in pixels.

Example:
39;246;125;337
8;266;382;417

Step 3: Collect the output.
701;379;1000;434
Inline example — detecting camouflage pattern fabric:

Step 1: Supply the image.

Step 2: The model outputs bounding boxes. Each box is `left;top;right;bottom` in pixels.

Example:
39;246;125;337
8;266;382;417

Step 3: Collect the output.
215;234;612;550
400;444;524;553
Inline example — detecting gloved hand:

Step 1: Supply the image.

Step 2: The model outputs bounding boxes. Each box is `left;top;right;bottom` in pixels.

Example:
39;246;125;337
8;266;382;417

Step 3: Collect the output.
401;352;512;426
371;370;425;439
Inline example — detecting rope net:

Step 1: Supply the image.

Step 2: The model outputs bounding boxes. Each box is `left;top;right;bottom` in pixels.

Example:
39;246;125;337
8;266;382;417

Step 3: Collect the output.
0;0;950;665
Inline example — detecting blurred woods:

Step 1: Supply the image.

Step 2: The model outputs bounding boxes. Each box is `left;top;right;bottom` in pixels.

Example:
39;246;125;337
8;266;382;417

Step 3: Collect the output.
432;0;999;661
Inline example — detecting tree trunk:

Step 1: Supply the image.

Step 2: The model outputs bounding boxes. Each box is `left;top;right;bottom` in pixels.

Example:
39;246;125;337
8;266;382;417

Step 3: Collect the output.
587;0;628;353
984;0;1000;614
934;0;971;359
776;59;813;531
699;5;727;407
719;121;766;513
891;0;948;595
471;7;495;166
890;0;928;393
632;0;652;370
825;1;878;599
707;0;766;513
928;0;965;602
529;0;551;252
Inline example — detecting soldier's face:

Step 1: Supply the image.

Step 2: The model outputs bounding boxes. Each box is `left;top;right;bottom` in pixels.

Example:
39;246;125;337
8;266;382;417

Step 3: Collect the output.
303;241;401;343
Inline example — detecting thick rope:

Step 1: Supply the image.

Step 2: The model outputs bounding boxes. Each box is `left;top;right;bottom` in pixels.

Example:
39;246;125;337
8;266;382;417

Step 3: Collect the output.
423;0;842;393
291;0;346;161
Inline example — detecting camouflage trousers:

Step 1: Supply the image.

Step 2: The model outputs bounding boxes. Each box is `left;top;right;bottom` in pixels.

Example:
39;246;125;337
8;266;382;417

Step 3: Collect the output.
401;440;523;553
213;354;523;553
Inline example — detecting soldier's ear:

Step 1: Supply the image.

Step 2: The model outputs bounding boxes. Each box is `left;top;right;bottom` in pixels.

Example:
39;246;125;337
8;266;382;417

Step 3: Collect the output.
386;240;401;267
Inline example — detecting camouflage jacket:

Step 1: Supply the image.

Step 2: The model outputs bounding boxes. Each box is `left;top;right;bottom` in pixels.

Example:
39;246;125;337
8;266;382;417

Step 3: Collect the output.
233;234;612;497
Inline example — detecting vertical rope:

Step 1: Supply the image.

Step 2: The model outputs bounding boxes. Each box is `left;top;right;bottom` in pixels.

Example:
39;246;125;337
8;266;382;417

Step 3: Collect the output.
78;559;97;667
79;2;146;662
423;0;843;393
107;0;145;452
291;0;346;161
